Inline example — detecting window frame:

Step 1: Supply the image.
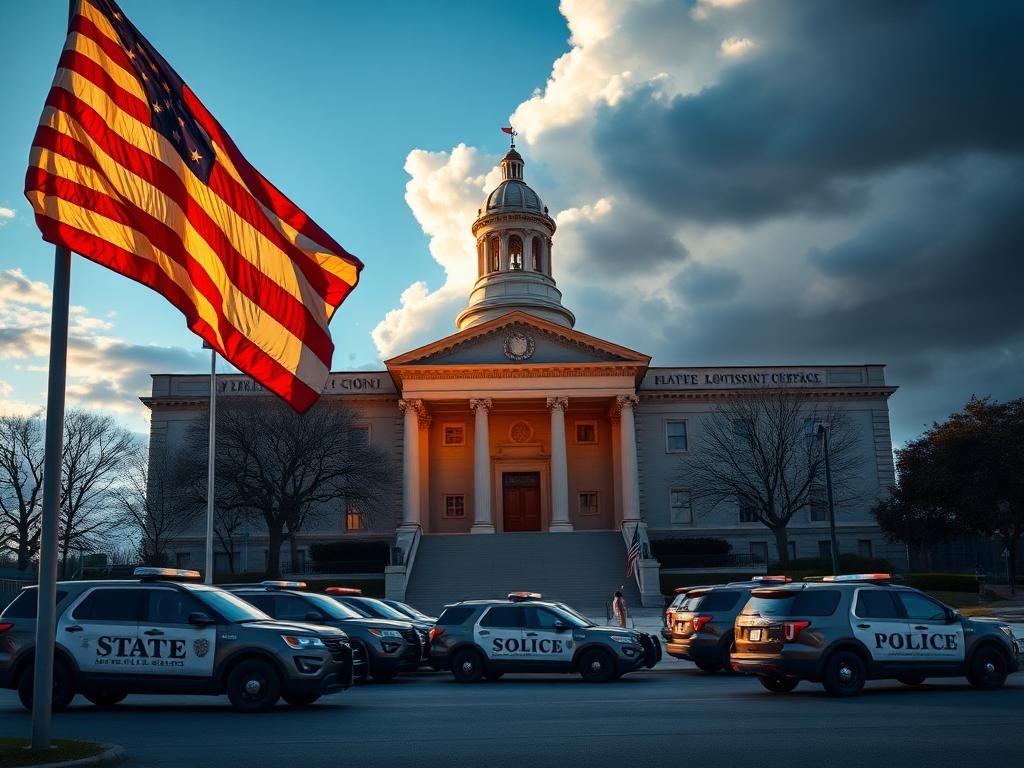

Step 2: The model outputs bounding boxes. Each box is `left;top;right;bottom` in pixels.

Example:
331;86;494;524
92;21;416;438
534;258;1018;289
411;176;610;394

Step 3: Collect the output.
574;420;598;445
664;418;688;453
442;423;466;447
345;502;367;532
738;503;758;525
349;424;371;449
668;487;693;526
578;491;599;517
444;493;466;518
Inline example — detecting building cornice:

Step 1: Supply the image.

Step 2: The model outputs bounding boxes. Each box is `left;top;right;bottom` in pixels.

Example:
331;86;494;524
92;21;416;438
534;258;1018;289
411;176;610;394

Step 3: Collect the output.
638;386;898;401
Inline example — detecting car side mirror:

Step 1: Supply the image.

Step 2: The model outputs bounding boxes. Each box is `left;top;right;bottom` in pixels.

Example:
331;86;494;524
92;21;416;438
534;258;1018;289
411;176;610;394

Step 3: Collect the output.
946;609;961;624
553;620;568;633
187;611;215;626
305;611;325;623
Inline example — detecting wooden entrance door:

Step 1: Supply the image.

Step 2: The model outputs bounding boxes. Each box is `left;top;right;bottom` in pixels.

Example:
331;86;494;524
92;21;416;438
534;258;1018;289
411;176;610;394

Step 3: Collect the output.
502;472;541;532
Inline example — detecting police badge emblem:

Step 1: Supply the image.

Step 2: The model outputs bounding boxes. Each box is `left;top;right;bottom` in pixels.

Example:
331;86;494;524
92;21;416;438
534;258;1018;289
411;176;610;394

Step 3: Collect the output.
193;638;211;658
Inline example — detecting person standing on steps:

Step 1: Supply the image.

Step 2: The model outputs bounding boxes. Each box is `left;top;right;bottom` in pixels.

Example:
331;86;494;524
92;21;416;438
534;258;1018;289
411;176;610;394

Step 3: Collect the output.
612;590;628;628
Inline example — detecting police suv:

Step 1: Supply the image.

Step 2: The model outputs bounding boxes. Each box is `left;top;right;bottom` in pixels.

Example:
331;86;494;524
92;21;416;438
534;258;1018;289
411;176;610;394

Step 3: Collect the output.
0;568;356;712
429;593;662;682
731;573;1023;696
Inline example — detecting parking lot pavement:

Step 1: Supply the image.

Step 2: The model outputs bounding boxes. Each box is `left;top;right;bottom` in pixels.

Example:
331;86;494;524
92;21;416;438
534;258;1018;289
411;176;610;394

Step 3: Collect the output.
2;665;1022;768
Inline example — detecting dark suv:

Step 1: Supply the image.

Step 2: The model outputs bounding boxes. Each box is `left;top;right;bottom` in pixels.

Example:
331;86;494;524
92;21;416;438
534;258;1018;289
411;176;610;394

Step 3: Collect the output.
666;577;790;673
0;569;355;712
227;582;425;682
731;574;1023;696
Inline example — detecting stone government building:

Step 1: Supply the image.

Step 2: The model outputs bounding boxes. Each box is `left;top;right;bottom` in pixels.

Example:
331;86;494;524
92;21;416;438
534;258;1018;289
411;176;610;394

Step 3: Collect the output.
144;146;901;610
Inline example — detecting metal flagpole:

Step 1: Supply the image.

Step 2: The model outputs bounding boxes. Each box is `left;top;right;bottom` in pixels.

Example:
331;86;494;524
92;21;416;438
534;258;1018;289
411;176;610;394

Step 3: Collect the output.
30;244;71;750
204;343;217;584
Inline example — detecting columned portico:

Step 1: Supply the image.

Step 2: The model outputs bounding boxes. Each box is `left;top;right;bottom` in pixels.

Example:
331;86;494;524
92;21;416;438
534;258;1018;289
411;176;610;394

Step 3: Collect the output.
470;398;495;534
616;394;641;522
546;396;573;531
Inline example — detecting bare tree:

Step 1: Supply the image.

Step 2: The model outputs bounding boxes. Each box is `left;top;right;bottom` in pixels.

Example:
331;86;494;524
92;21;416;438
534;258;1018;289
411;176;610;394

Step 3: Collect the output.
59;410;138;578
0;413;44;570
182;399;397;577
685;390;861;567
111;446;199;566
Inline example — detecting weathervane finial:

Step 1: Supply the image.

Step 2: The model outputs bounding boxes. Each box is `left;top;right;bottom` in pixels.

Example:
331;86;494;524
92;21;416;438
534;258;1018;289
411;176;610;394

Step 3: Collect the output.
501;125;517;148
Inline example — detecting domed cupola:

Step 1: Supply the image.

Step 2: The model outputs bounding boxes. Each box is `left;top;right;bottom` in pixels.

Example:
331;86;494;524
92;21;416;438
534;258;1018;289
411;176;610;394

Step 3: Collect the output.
456;139;575;331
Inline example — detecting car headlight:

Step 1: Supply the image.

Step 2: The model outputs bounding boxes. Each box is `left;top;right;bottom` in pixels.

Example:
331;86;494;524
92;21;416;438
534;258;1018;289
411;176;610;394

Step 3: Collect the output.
368;628;403;638
611;635;639;644
1000;625;1017;640
282;635;325;650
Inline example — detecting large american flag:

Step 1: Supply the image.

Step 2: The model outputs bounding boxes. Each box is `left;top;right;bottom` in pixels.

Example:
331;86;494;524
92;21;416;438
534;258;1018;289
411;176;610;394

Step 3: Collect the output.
24;0;362;412
625;524;641;578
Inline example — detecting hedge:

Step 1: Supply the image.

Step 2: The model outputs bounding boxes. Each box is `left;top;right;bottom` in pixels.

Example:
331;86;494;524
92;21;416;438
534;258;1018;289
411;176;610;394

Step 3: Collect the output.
651;537;732;557
768;553;894;575
906;573;979;593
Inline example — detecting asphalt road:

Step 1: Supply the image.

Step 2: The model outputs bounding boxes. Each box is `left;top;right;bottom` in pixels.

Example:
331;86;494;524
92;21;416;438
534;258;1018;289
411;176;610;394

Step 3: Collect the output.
2;663;1022;768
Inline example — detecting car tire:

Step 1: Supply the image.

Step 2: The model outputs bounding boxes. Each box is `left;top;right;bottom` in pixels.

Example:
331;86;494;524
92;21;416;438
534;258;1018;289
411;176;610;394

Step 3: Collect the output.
451;649;484;683
18;661;75;713
758;675;799;693
282;691;321;707
821;650;866;697
226;658;282;712
967;646;1009;690
578;649;617;683
85;690;127;708
694;657;724;674
897;675;926;686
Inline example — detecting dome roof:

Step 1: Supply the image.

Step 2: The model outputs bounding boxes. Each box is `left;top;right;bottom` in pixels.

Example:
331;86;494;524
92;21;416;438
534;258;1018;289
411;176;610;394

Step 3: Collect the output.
484;180;546;214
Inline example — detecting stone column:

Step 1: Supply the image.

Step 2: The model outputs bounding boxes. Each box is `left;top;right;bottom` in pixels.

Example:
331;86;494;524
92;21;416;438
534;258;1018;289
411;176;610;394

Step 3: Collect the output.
398;399;424;529
617;394;641;522
547;396;573;532
470;398;495;534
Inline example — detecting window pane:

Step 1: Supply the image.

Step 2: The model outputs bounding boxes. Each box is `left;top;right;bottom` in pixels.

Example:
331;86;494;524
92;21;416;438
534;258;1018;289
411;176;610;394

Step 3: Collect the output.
666;420;687;451
146;589;204;624
349;426;370;449
791;590;841;616
438;605;475;626
1;590;67;619
445;495;465;518
576;423;596;444
443;425;464;446
854;590;900;619
276;595;316;621
739;504;758;523
670;489;692;524
697;591;740;612
72;589;146;622
898;592;947;622
480;606;524;628
525;607;564;630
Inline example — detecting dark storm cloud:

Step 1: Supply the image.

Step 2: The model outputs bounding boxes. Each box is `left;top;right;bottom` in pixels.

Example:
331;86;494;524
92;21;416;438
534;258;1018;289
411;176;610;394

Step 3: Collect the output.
596;0;1024;223
562;208;688;273
670;262;741;303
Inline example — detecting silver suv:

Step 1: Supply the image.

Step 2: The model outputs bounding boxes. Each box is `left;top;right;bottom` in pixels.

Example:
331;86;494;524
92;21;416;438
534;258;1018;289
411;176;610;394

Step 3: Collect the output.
429;592;661;683
0;568;356;712
731;574;1022;696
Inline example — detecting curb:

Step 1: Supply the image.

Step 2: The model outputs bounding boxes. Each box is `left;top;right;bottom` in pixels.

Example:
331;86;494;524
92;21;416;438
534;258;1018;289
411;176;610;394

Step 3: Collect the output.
18;744;126;768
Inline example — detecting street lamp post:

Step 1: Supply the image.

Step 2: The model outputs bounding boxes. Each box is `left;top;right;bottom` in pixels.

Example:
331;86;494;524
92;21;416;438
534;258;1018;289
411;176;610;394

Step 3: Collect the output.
817;423;840;576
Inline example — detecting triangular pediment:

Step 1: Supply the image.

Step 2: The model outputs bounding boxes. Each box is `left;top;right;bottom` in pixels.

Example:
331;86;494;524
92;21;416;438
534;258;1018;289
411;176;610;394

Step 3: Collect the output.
385;312;650;372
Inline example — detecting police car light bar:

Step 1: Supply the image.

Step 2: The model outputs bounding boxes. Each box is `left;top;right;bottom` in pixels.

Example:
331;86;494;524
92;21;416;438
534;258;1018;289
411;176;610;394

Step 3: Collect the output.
751;576;792;583
324;587;362;595
261;580;308;590
821;573;893;582
134;567;202;580
507;592;543;602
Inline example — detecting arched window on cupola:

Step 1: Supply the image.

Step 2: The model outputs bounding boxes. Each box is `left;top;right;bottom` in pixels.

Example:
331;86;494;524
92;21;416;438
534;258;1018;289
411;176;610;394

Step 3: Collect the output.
509;235;524;270
532;236;543;272
488;236;500;273
477;239;485;276
546;238;553;276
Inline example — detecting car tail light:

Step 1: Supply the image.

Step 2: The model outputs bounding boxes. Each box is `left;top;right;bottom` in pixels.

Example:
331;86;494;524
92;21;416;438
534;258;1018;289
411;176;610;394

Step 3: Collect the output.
783;620;811;642
428;628;445;643
692;615;713;633
0;623;12;633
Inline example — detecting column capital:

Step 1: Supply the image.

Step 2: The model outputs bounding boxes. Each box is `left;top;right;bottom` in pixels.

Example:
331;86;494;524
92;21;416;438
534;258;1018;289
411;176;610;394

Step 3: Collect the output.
399;398;430;426
546;396;568;412
469;398;493;413
615;394;639;412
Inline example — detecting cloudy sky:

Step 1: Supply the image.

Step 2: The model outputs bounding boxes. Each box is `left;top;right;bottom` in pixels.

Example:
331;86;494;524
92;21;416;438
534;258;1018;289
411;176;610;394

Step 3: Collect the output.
1;0;1021;446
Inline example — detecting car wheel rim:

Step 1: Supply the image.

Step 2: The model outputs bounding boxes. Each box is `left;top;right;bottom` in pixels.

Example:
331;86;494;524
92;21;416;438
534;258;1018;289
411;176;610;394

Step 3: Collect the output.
838;662;854;684
244;678;263;697
983;660;996;676
461;661;474;674
590;660;603;673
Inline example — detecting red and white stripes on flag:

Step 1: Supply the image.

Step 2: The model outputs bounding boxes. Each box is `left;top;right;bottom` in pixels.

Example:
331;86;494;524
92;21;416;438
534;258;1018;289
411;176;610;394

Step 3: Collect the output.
626;524;642;578
24;0;362;412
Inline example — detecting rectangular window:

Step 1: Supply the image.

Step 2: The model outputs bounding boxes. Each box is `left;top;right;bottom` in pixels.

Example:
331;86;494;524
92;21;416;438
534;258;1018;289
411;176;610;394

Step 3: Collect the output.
738;503;758;524
175;552;190;568
809;486;828;522
818;540;832;559
804;418;819;453
444;494;466;518
443;424;465;446
665;420;688;452
749;541;768;563
733;419;753;449
575;421;597;445
578;492;599;516
857;539;873;558
346;503;367;531
669;488;693;525
349;426;370;450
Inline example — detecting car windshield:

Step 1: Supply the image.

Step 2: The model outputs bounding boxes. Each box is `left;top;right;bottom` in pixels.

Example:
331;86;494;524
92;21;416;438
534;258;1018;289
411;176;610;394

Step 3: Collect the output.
304;593;363;620
330;597;374;618
357;598;414;621
387;600;433;621
551;603;595;627
189;586;272;623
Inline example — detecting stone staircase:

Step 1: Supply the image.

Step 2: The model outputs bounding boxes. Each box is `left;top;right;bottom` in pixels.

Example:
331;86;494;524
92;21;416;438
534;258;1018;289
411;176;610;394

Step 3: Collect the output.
404;531;642;616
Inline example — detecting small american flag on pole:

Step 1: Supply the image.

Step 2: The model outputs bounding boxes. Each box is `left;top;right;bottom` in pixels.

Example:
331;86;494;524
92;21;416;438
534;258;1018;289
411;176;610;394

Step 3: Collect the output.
625;524;641;578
